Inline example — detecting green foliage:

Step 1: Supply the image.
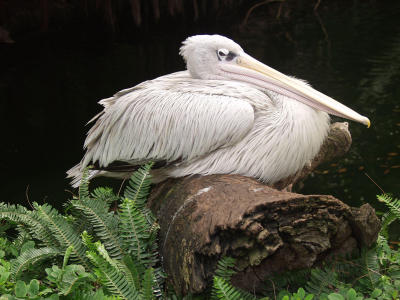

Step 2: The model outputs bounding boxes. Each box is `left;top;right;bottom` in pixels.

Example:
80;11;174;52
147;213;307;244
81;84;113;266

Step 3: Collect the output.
212;276;247;300
0;163;161;299
34;202;91;269
0;203;59;247
45;246;95;296
213;256;237;281
305;268;344;297
86;241;142;300
10;246;61;281
211;257;256;300
124;162;154;212
1;171;400;300
266;268;311;293
377;194;400;233
79;167;92;200
277;287;315;300
379;212;397;240
71;195;125;259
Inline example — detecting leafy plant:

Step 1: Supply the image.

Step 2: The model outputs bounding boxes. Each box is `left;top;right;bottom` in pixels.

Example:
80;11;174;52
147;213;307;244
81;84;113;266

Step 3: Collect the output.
1;169;400;300
211;257;257;300
45;245;95;296
0;163;162;299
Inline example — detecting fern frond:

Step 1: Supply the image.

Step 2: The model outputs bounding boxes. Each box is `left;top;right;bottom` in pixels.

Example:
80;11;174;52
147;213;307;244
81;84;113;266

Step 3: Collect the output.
81;230;96;251
87;247;141;300
375;235;393;268
63;245;74;269
380;211;398;239
121;255;142;291
71;197;125;259
94;241;120;270
34;203;90;269
265;268;310;292
79;167;92;200
0;203;58;247
92;187;120;205
119;199;162;295
211;276;255;300
377;194;400;219
306;268;339;296
214;256;237;280
121;163;159;277
359;247;381;289
119;197;151;260
12;225;32;250
124;162;154;211
141;267;156;300
10;247;61;281
212;257;255;300
71;288;119;300
148;259;165;298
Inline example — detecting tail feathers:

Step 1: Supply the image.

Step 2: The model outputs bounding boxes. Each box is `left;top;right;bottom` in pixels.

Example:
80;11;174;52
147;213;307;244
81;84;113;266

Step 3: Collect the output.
67;163;100;188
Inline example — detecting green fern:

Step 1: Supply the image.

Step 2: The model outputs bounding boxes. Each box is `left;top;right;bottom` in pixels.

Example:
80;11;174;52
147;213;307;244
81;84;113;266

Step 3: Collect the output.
77;163;163;299
71;197;125;259
119;162;164;295
124;162;154;212
11;226;31;251
357;248;381;291
92;187;120;205
68;288;119;300
121;255;142;291
212;276;255;300
214;256;237;280
211;257;256;300
377;194;400;219
305;268;341;296
79;167;92;200
86;242;142;300
62;245;74;269
379;211;398;240
10;247;61;281
119;197;151;261
0;203;59;247
34;202;90;269
266;268;311;293
141;268;156;300
1;163;178;298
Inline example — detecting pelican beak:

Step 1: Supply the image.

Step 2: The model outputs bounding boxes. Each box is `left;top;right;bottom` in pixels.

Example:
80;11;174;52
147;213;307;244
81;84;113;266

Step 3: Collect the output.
221;53;371;127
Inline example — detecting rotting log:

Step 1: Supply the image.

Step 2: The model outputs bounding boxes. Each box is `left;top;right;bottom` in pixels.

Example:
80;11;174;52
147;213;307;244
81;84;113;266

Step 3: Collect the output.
147;123;380;295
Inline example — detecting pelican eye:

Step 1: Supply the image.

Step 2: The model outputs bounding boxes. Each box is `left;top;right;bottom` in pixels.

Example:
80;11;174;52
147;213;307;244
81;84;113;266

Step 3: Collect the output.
217;49;237;62
225;51;237;61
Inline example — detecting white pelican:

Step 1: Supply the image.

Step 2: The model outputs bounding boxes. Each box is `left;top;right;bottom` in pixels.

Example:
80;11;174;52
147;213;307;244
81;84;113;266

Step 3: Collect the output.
68;34;370;187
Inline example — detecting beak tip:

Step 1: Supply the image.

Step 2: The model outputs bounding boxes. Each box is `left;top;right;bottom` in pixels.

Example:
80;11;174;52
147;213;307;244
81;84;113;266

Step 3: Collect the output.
364;117;371;128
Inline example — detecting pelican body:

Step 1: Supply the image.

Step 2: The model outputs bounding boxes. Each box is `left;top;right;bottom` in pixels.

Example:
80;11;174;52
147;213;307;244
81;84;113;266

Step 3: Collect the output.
68;35;370;186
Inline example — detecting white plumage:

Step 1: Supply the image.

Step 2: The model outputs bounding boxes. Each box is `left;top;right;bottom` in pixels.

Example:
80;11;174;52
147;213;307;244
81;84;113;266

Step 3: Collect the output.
68;35;369;186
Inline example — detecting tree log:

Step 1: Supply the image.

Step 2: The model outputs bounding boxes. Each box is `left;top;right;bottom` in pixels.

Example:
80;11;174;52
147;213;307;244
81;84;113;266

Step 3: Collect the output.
148;123;380;295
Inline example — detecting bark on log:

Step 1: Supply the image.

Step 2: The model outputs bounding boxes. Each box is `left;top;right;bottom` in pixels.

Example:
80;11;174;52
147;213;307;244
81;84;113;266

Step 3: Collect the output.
148;123;380;295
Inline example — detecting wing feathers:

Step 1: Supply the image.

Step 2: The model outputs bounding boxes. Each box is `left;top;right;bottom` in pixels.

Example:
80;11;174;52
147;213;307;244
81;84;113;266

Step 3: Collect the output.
80;72;258;170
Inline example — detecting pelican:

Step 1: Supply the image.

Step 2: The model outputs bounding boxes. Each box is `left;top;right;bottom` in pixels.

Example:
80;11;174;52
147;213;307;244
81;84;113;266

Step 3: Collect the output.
68;34;370;187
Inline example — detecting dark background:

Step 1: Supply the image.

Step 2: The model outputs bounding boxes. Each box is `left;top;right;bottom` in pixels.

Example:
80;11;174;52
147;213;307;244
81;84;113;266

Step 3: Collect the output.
0;0;399;212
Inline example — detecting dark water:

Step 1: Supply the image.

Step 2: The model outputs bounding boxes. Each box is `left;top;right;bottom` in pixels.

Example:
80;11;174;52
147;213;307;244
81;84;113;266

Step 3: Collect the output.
0;2;399;214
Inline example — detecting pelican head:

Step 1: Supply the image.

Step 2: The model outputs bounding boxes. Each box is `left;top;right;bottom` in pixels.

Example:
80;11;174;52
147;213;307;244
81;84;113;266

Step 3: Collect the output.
180;34;370;127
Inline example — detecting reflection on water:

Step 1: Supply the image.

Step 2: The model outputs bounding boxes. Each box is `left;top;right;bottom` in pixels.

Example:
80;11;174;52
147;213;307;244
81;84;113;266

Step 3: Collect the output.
0;1;399;212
